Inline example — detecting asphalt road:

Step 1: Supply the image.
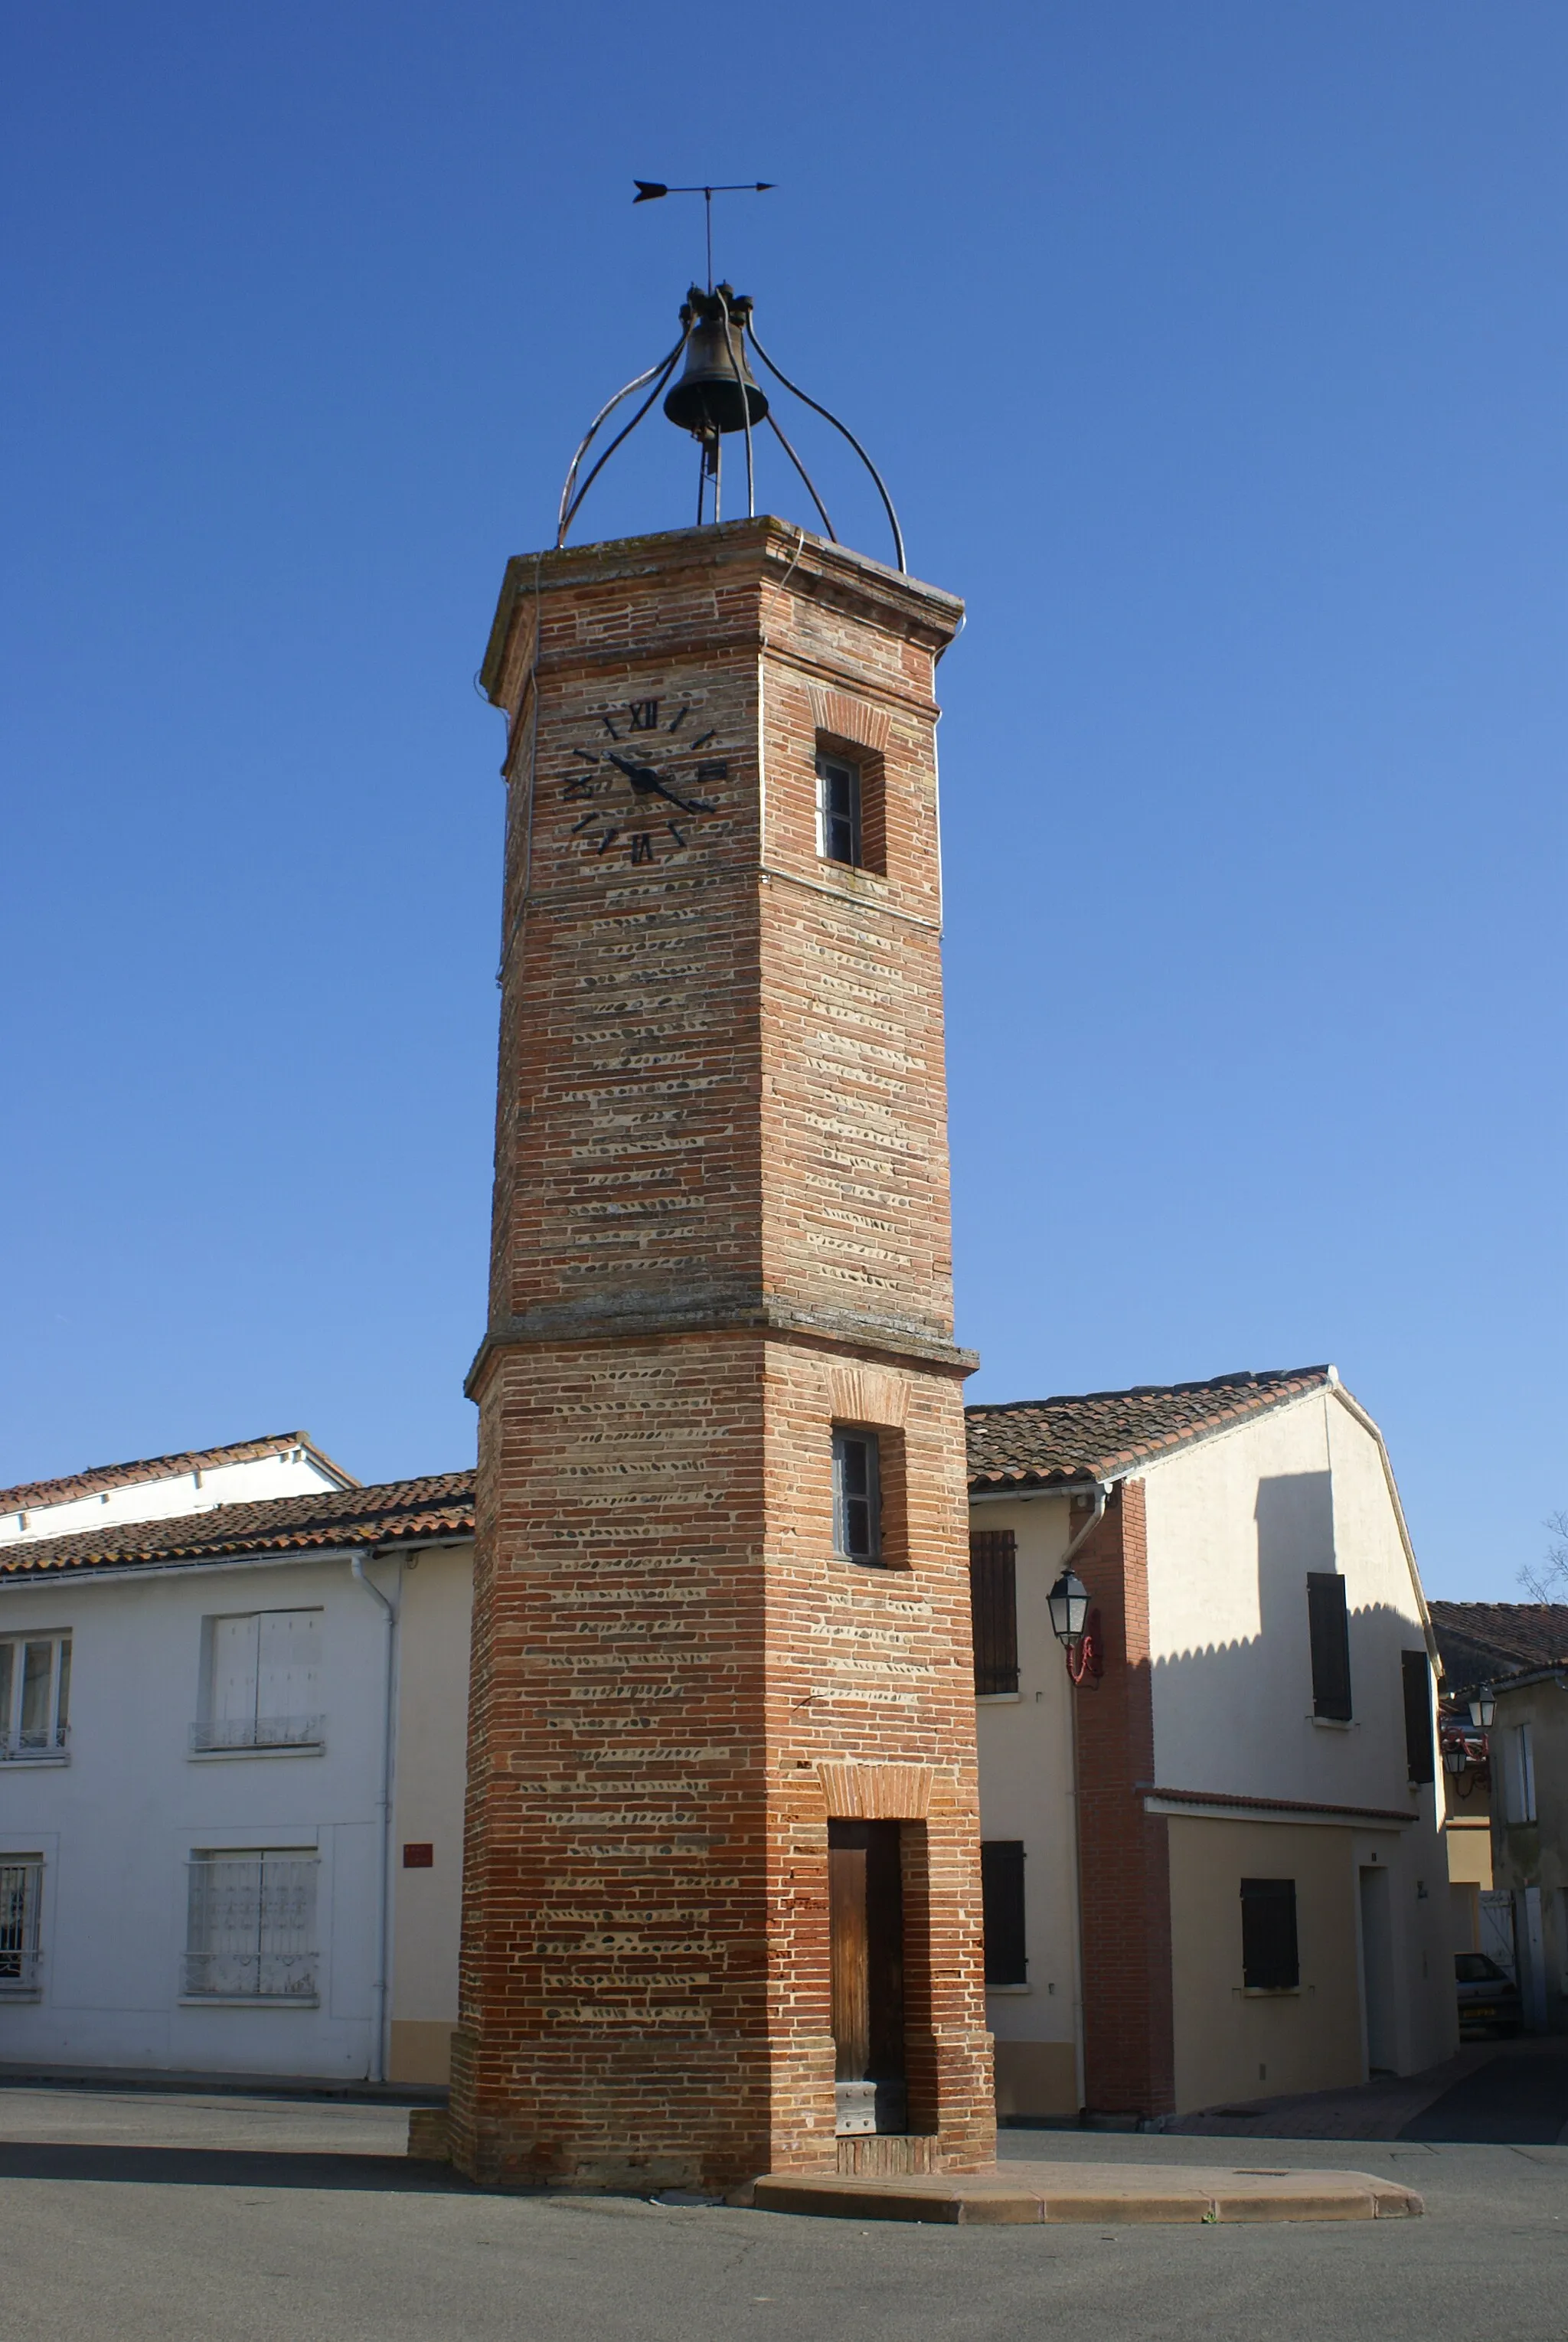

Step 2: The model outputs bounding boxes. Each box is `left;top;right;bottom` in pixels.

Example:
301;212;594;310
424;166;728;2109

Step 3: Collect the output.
0;2090;1564;2342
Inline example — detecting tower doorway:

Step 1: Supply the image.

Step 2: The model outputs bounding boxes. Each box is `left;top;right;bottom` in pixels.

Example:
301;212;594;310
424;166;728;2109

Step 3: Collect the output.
828;1820;907;2135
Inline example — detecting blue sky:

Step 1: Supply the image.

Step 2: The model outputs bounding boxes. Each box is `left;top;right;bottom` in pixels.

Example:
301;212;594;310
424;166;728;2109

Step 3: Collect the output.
3;2;1563;1600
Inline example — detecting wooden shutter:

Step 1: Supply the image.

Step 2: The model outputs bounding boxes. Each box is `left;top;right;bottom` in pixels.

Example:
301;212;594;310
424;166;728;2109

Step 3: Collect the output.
969;1531;1018;1695
1306;1572;1352;1720
981;1841;1027;1986
1240;1877;1298;1990
1401;1649;1435;1783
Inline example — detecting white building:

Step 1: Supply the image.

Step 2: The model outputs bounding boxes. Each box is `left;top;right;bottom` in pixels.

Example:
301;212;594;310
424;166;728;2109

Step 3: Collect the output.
0;1439;473;2086
966;1365;1457;2122
2;1375;1456;2117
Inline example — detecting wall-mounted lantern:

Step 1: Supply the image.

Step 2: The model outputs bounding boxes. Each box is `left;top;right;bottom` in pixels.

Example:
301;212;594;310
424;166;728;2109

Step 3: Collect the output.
1048;1568;1103;1688
1468;1693;1496;1729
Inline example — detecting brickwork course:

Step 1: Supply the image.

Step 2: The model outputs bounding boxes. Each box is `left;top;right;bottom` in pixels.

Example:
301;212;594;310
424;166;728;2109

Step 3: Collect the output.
449;518;995;2191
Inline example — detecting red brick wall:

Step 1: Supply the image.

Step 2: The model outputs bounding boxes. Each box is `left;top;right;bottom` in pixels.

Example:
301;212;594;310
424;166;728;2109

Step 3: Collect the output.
1072;1481;1176;2118
449;521;994;2189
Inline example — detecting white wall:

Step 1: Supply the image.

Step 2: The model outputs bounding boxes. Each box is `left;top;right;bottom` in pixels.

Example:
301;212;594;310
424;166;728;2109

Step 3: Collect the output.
972;1494;1082;2116
389;1543;474;2082
1;1448;350;1546
1142;1387;1454;2079
0;1550;400;2077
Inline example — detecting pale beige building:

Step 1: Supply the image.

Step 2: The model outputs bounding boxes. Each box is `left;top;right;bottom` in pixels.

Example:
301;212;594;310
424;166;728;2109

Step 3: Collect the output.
966;1367;1456;2123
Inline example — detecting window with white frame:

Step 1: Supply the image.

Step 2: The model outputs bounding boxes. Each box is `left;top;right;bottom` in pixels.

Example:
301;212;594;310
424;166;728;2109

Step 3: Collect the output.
194;1610;322;1752
183;1850;318;2000
0;1635;70;1760
831;1427;882;1562
0;1859;43;1993
816;753;863;867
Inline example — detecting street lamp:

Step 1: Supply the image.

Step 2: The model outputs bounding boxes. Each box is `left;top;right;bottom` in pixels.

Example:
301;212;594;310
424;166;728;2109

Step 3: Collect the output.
1048;1569;1091;1645
1048;1568;1102;1687
1468;1693;1496;1729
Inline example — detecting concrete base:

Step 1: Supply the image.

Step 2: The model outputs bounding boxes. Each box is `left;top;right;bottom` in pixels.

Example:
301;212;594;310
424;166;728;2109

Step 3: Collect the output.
746;2159;1423;2224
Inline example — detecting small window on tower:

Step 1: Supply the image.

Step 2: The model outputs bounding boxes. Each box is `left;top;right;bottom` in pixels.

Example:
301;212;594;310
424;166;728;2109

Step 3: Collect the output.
816;754;863;867
832;1428;881;1563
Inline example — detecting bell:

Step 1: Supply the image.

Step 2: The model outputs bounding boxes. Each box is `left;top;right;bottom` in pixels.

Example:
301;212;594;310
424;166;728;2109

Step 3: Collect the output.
664;286;769;436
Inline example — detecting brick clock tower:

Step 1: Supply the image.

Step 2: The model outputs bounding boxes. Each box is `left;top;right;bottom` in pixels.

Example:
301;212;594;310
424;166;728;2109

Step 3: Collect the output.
448;312;994;2187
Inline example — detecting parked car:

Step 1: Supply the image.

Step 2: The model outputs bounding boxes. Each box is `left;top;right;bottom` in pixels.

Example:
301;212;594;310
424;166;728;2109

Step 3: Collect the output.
1455;1952;1521;2038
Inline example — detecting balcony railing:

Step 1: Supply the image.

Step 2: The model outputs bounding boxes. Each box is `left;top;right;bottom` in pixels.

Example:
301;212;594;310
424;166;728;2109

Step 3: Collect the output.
0;1726;68;1762
188;1716;325;1754
181;1952;318;2000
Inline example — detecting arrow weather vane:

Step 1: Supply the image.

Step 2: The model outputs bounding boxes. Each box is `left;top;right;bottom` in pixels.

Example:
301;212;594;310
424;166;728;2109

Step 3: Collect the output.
632;179;775;292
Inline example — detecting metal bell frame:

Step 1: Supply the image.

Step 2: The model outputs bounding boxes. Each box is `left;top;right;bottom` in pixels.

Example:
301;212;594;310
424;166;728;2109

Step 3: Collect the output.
555;285;906;573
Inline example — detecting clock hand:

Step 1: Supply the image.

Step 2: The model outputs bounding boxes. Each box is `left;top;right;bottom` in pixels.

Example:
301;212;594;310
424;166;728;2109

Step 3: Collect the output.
606;752;714;816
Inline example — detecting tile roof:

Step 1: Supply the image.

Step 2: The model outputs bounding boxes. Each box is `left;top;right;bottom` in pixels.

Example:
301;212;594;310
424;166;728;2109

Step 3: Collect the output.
1427;1602;1568;1697
0;1472;475;1578
0;1433;358;1516
965;1367;1335;1490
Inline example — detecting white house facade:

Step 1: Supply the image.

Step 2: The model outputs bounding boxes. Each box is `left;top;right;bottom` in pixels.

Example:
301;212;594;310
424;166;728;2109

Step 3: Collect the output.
0;1444;472;2086
967;1366;1457;2123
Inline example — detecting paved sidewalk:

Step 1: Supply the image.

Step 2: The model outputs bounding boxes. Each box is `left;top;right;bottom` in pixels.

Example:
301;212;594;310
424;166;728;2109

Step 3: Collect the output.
1169;2037;1568;2144
751;2159;1420;2223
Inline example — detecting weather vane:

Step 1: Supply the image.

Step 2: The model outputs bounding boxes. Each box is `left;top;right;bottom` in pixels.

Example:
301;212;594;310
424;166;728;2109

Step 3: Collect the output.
632;180;774;293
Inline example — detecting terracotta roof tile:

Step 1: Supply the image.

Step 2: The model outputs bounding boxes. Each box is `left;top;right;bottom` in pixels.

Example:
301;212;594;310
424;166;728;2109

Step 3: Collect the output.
965;1367;1334;1489
1428;1601;1568;1697
0;1471;475;1576
0;1433;358;1516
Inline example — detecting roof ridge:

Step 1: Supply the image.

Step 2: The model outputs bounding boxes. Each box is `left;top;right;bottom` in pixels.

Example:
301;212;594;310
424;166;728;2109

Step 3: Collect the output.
0;1432;360;1514
965;1366;1331;1416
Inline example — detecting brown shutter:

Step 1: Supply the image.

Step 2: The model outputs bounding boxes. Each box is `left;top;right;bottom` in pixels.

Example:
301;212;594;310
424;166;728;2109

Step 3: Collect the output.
1306;1572;1352;1720
981;1840;1027;1985
1402;1649;1435;1783
969;1530;1018;1696
1240;1877;1298;1989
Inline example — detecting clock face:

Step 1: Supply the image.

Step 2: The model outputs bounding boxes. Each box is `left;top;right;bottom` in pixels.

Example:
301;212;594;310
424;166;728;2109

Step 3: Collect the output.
559;697;727;867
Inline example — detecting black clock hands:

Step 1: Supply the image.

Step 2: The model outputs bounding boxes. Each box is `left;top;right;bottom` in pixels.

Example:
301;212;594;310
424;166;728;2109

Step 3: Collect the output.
605;751;714;816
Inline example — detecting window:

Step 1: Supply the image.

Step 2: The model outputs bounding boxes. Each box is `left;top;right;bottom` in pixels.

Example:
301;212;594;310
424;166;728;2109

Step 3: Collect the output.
184;1850;318;2000
1306;1573;1352;1721
1401;1649;1435;1784
816;753;862;867
969;1532;1019;1695
1240;1877;1298;1990
194;1610;322;1752
0;1860;43;1993
981;1841;1027;1986
832;1429;881;1562
1514;1724;1537;1824
0;1635;70;1760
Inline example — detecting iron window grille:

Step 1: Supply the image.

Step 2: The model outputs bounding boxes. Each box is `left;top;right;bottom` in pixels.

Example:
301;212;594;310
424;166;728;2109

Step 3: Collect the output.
0;1635;70;1760
1240;1877;1299;1990
0;1860;43;1993
969;1531;1020;1694
183;1852;318;2001
832;1428;881;1563
189;1715;325;1754
816;753;862;867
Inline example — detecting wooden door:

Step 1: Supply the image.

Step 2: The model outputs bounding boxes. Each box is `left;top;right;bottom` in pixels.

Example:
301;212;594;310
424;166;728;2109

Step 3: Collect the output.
828;1821;906;2128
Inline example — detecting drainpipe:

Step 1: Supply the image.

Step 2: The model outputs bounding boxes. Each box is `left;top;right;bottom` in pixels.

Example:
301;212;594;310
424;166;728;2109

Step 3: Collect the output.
351;1547;398;2086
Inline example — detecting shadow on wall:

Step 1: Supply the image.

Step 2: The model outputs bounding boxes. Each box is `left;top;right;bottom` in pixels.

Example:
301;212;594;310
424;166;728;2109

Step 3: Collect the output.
1143;1473;1423;1799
